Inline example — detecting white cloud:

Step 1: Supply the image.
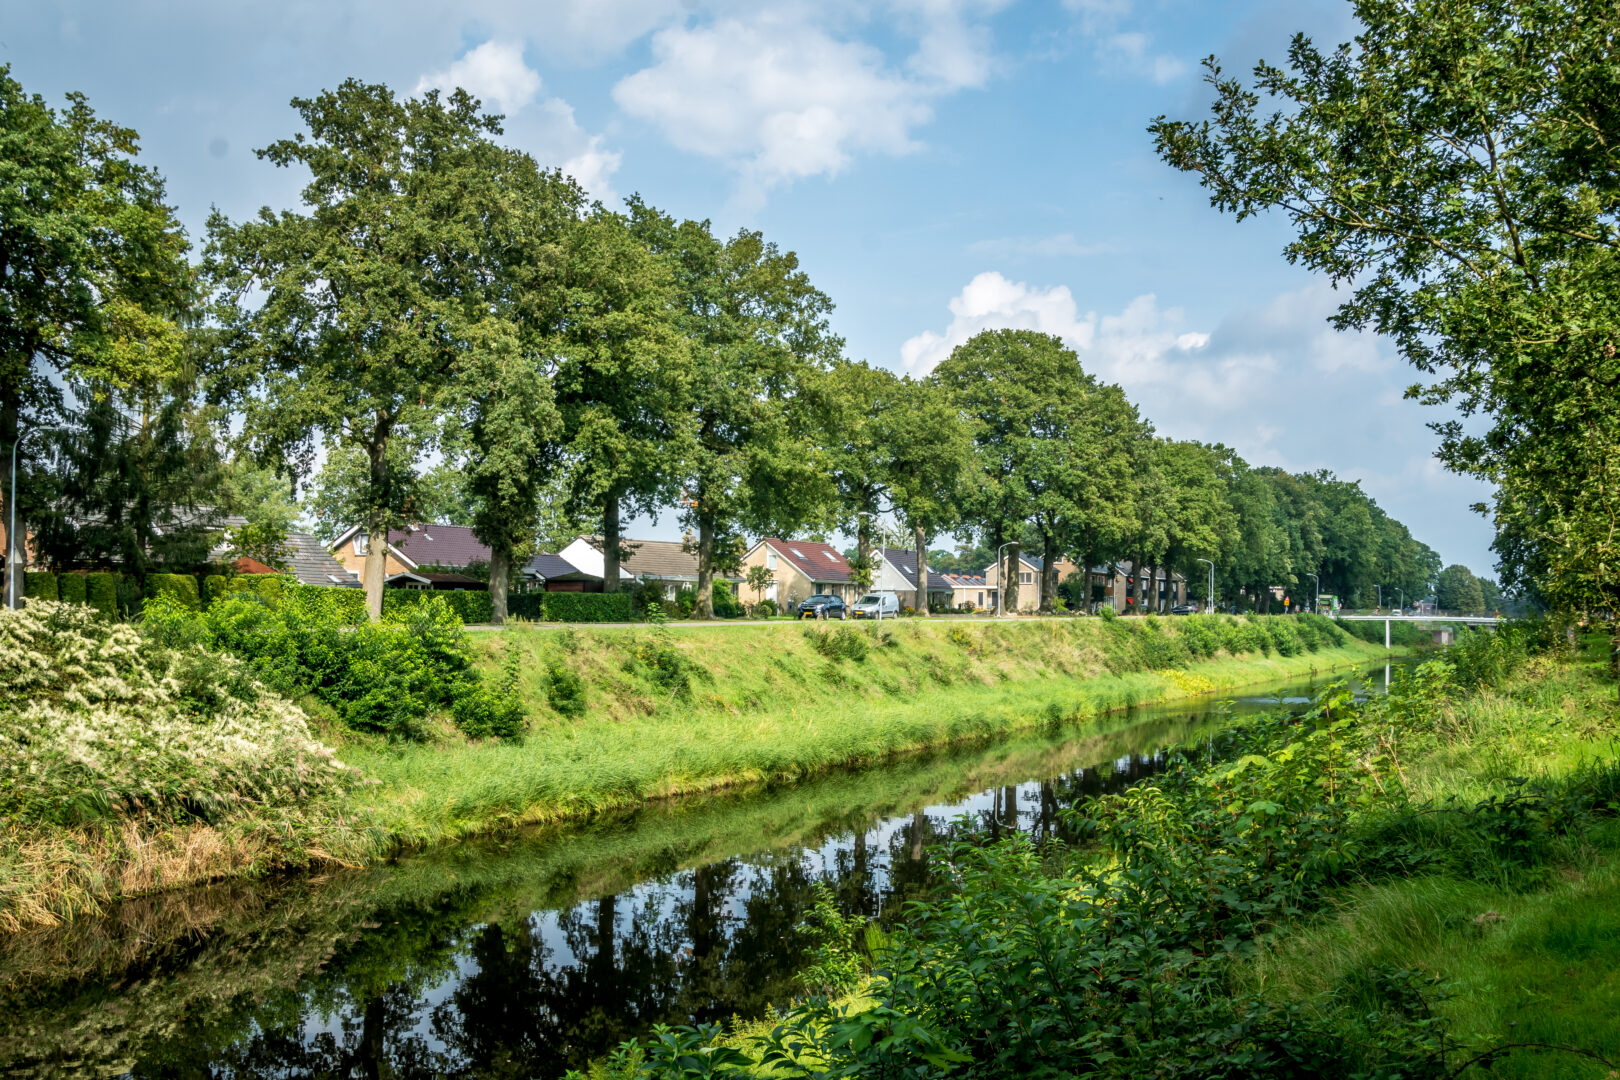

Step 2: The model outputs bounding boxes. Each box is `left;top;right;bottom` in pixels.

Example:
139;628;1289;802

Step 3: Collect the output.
967;232;1113;258
416;41;622;205
612;3;1001;203
414;40;541;114
1061;0;1184;83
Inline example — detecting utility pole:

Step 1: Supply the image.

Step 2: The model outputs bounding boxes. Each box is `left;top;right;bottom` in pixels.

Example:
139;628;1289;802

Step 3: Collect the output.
1196;558;1214;614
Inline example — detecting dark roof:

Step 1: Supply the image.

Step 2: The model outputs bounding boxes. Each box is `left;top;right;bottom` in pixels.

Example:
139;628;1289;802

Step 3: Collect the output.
210;521;359;587
981;553;1045;576
386;523;491;568
385;570;486;588
880;548;952;591
762;538;852;583
524;553;589;580
944;572;988;587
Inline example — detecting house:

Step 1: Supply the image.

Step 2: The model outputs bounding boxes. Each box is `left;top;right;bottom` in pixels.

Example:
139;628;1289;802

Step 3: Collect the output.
383;570;485;591
875;548;955;611
738;538;854;608
521;552;598;593
982;553;1046;613
329;522;492;581
560;536;742;601
943;572;990;611
1087;561;1188;614
208;517;359;587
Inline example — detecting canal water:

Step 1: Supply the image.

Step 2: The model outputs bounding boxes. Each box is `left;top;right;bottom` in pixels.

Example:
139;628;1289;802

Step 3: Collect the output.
0;661;1414;1079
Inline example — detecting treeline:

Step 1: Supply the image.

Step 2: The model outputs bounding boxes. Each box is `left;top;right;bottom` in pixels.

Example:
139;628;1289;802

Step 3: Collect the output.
3;67;1450;623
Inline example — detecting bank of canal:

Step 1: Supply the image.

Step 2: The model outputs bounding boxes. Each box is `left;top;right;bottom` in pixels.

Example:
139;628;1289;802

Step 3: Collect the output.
0;660;1418;1079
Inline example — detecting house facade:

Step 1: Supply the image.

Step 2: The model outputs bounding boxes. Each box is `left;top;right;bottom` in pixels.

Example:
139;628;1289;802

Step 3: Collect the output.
330;522;493;582
1087;561;1189;614
982;554;1045;613
942;572;990;611
738;538;854;608
561;536;742;601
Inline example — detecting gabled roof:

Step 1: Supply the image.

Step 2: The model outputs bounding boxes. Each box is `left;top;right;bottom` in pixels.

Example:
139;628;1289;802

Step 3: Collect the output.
523;553;588;581
211;520;359;588
943;572;988;587
982;553;1045;577
880;547;952;591
759;538;852;583
386;523;491;568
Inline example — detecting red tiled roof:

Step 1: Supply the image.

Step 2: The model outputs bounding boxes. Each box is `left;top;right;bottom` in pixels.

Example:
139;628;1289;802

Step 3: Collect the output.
385;523;492;568
762;538;852;583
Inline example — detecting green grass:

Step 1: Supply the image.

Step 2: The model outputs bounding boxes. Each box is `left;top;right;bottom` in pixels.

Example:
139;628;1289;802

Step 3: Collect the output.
330;617;1396;847
1235;649;1620;1077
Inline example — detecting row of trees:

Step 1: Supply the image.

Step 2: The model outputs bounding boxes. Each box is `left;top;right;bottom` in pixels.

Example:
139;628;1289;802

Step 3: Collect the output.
3;67;1457;624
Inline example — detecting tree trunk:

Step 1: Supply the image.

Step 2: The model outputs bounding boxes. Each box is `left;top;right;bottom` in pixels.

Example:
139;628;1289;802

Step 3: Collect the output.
2;393;21;609
602;493;621;594
856;511;873;591
695;514;715;619
488;544;510;625
1039;531;1058;613
364;432;391;622
913;523;929;616
1003;541;1021;613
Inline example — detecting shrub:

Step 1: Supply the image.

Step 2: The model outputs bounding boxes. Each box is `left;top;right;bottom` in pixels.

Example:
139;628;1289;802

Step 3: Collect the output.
231;573;291;609
1265;617;1304;657
546;661;587;718
56;572;87;606
804;624;870;662
711;582;744;619
85;572;119;615
383;587;494;625
753;598;780;618
1222;617;1271;656
146;573;200;611
0;600;357;826
453;640;527;738
203;574;230;607
283;583;368;625
1178;614;1224;658
674;587;696;618
507;592;546;621
1099;604;1119;622
543;591;633;623
23;571;56;602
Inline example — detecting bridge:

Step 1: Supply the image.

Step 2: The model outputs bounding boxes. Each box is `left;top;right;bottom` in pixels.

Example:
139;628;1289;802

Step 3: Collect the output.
1336;614;1506;649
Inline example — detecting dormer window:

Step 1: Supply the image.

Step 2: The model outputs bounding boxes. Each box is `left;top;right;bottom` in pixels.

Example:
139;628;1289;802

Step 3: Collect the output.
354;534;369;556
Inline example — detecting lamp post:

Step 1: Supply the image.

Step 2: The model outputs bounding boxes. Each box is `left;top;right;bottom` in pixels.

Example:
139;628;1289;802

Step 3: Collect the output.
995;541;1014;618
1306;573;1319;615
1196;558;1214;614
1396;587;1404;614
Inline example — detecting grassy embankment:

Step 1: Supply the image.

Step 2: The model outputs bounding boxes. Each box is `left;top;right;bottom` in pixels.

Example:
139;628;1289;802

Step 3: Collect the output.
333;615;1395;846
1235;639;1620;1077
2;611;1394;932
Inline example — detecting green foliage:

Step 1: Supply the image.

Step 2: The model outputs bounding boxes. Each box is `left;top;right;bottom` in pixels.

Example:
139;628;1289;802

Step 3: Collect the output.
1436;563;1487;613
202;574;229;606
710;582;743;619
23;571;57;602
85;571;119;614
383;587;494;625
804;624;871;663
223;519;292;571
546;661;588;718
56;571;87;605
141;591;523;741
146;573;199;611
228;573;289;608
282;582;368;625
1;600;356;828
544;592;634;623
452;638;527;739
795;881;869;997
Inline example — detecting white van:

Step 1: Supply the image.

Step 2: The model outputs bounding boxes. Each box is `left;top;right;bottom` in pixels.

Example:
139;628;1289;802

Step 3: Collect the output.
852;591;901;619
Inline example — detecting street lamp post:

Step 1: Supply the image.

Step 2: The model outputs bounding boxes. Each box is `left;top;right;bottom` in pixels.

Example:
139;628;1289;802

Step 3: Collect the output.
1196;558;1214;614
1396;588;1404;613
1306;573;1319;615
995;541;1014;618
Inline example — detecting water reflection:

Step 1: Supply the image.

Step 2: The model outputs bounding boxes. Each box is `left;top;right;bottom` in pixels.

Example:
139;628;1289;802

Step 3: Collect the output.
0;663;1410;1080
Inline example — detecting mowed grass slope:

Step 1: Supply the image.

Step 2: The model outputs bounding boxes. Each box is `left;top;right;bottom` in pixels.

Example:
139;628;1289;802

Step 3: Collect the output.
337;615;1394;844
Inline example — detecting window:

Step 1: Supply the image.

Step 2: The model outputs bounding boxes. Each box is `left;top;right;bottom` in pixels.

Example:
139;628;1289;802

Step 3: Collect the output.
1019;571;1033;585
790;547;806;558
353;534;369;556
823;551;839;563
767;550;778;569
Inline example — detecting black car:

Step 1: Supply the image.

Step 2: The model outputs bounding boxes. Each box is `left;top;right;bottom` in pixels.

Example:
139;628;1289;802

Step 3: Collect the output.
797;594;848;619
1170;604;1200;615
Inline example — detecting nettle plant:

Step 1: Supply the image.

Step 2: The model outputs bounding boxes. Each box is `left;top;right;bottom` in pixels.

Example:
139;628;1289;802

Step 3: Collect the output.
0;600;358;826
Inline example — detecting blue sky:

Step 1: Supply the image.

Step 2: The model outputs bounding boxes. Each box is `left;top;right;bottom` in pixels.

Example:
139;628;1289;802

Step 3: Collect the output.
3;0;1496;574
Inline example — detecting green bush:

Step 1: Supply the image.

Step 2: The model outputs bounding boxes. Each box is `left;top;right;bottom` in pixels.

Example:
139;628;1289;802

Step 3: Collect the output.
543;591;633;623
711;582;743;618
283;582;368;625
23;571;57;602
546;661;588;717
85;572;119;615
1265;618;1304;657
384;587;494;625
507;592;546;620
141;591;524;740
56;573;87;605
1177;614;1224;658
146;574;200;611
804;624;870;662
230;573;291;609
202;574;230;606
1221;616;1271;656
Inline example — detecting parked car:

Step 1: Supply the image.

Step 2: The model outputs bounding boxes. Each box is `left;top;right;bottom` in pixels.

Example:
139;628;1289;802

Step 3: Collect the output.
1170;603;1200;615
851;591;901;619
797;594;848;620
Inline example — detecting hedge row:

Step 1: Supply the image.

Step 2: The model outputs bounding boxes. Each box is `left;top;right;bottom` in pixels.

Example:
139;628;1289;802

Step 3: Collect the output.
383;588;494;625
504;591;633;622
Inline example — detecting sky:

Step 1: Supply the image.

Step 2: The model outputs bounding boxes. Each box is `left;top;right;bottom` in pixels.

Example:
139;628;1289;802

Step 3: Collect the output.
2;0;1498;574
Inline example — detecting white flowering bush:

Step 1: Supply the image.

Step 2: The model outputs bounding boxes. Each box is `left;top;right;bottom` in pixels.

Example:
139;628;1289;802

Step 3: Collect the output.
0;600;359;825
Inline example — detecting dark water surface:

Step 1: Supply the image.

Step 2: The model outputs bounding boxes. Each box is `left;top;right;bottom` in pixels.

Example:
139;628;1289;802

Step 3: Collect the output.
0;662;1415;1079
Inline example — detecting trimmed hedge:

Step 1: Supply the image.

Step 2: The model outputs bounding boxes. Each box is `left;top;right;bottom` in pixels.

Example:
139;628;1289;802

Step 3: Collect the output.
384;587;494;625
203;574;230;606
147;573;201;611
231;573;291;608
24;571;57;602
504;591;633;622
57;572;88;605
284;582;368;625
86;572;120;614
